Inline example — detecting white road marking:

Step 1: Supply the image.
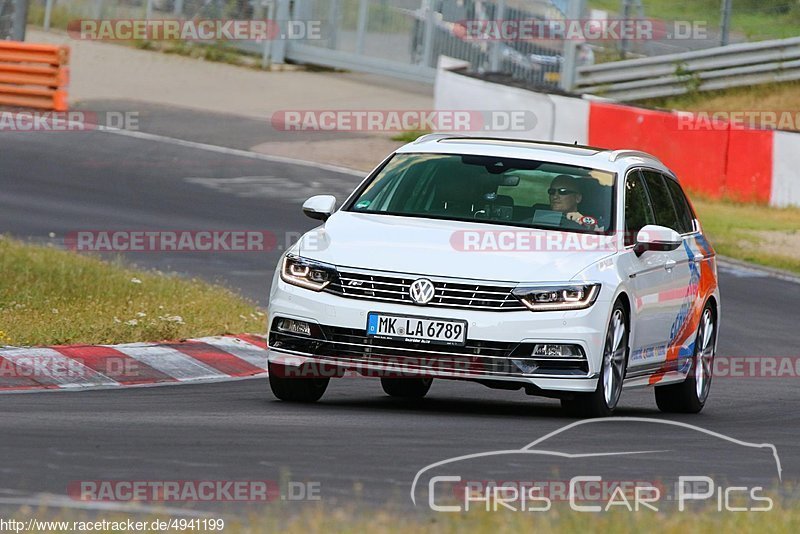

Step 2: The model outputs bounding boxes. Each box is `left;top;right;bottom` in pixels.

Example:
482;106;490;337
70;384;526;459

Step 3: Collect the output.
98;126;364;177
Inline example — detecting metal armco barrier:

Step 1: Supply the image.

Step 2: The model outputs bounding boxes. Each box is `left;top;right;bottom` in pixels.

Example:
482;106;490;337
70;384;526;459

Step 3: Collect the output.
575;37;800;101
0;41;70;111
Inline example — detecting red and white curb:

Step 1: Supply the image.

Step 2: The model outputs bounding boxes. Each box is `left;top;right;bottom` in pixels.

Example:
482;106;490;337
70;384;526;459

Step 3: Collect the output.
0;335;268;392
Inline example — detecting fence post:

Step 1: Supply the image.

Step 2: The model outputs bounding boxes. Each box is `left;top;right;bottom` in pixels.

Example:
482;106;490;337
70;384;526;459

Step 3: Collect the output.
559;0;585;92
489;0;506;71
420;1;435;67
44;0;54;31
328;0;339;49
145;0;153;19
720;0;732;46
271;0;290;64
11;0;28;41
261;0;275;69
174;0;184;17
355;0;369;55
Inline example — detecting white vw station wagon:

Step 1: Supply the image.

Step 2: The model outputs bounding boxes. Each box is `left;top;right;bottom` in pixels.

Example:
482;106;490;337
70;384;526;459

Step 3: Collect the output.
267;135;720;417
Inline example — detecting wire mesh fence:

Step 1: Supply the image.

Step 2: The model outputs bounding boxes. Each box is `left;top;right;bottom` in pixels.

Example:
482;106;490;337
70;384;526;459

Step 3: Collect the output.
0;0;15;39
584;0;800;61
25;0;575;88
21;0;800;89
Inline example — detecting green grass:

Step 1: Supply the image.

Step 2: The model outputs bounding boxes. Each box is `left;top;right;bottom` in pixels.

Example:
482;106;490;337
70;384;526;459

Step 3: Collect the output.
156;39;249;66
589;0;800;40
5;498;800;533
0;237;263;347
692;198;800;274
391;130;432;143
272;502;799;533
637;81;800;130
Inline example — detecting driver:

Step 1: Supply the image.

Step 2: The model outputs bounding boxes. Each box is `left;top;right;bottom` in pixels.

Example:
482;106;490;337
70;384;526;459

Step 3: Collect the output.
548;175;597;228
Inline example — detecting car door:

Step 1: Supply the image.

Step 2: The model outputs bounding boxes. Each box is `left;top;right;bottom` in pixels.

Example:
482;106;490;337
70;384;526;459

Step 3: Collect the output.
638;170;694;369
620;169;675;373
662;174;709;362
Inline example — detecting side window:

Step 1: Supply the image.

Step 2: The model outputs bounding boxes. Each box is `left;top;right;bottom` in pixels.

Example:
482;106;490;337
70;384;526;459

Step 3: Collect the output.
641;170;681;233
624;171;655;247
664;177;695;234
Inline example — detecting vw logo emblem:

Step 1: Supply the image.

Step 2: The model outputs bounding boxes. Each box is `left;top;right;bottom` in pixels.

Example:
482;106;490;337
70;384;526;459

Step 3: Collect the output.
409;278;435;305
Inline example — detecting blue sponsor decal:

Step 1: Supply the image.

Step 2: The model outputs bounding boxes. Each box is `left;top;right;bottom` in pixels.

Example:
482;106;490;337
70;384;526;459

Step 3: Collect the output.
667;241;701;345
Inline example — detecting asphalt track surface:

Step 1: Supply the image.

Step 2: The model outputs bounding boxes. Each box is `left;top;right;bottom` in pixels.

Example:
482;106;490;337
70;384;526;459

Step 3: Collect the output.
1;104;799;515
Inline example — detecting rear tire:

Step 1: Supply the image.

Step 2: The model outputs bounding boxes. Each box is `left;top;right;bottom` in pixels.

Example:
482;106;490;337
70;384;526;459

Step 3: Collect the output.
268;361;329;403
655;304;716;414
561;302;629;418
380;377;433;398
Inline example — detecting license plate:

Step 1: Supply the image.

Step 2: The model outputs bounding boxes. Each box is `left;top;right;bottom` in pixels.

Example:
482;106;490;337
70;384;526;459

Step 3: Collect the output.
366;313;467;346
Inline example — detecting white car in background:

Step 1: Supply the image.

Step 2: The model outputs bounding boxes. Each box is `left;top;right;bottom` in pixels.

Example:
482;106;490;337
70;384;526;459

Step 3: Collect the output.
266;135;720;417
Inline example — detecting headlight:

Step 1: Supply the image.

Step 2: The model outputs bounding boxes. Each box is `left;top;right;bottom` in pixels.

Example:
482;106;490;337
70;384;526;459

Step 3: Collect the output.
512;283;600;311
280;254;337;291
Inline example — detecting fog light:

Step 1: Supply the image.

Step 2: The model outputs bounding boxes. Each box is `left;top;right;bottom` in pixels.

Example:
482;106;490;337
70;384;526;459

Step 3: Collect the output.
531;344;583;358
276;319;312;336
511;359;539;374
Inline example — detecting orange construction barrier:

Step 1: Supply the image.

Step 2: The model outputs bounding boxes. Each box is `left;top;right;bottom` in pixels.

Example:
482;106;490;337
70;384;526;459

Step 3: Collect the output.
0;41;70;111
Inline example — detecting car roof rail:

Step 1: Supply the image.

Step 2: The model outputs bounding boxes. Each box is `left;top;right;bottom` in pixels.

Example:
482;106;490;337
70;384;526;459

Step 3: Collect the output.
412;133;456;144
608;149;663;163
415;134;606;151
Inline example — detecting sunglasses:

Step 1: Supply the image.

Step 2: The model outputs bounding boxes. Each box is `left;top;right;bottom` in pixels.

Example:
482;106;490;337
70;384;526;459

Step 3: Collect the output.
548;188;579;196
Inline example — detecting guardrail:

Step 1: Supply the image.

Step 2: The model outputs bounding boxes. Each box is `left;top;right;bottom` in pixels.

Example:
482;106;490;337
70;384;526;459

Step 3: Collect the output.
575;37;800;101
0;41;70;111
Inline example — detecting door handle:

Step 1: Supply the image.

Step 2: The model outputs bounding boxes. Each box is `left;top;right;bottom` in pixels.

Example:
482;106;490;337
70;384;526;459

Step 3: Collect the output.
665;259;676;271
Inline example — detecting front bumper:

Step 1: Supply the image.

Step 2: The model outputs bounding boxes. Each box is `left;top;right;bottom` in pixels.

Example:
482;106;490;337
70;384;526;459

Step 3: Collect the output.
267;277;612;394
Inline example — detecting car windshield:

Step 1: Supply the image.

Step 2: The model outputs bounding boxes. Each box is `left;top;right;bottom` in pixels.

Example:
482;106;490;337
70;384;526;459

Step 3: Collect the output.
346;153;616;233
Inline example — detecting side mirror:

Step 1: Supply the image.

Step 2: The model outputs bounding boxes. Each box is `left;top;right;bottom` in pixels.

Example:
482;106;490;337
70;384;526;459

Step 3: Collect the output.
302;195;336;222
634;224;682;257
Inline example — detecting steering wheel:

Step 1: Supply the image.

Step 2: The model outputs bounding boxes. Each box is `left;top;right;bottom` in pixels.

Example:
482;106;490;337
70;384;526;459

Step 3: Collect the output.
560;214;584;230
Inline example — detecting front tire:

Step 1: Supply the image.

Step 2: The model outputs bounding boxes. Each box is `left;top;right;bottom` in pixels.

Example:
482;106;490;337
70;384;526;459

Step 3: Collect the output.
561;302;629;418
380;377;433;398
655;304;716;413
268;361;329;403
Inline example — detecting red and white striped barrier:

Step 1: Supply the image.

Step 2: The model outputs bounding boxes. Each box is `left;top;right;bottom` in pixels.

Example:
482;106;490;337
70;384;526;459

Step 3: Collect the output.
435;65;800;207
0;335;268;392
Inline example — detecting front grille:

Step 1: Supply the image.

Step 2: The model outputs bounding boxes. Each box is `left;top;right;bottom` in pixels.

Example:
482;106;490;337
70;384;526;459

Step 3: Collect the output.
269;322;589;378
325;269;527;311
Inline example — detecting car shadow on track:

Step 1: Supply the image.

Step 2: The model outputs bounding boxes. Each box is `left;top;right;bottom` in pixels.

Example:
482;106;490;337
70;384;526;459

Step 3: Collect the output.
262;395;660;419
